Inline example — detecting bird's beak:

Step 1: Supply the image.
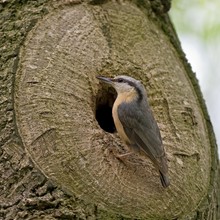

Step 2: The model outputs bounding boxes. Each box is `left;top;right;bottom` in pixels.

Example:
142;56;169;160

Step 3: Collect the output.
96;76;113;84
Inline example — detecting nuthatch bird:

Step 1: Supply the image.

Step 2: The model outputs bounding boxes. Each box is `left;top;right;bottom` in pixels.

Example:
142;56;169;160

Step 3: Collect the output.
96;75;170;188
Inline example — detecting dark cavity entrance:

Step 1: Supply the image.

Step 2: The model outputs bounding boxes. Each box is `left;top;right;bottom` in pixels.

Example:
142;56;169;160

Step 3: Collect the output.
95;87;117;133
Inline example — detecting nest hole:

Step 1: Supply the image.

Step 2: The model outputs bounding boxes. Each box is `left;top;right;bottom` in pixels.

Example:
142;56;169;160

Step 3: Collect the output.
95;88;117;133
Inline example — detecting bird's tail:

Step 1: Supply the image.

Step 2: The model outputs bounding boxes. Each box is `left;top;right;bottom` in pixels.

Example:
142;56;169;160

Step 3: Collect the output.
159;171;170;188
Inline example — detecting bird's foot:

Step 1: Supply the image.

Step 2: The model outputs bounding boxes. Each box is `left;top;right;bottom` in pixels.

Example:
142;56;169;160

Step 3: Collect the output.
115;152;133;158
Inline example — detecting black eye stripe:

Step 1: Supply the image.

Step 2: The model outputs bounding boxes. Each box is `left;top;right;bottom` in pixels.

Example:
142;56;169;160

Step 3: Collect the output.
112;78;125;83
117;78;124;83
113;77;143;101
116;78;132;85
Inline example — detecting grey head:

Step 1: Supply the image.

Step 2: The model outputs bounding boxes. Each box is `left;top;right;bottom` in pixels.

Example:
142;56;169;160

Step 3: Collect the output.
96;75;146;101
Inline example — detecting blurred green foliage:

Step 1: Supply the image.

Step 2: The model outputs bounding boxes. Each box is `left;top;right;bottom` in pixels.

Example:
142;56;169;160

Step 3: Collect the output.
171;0;220;42
170;0;220;154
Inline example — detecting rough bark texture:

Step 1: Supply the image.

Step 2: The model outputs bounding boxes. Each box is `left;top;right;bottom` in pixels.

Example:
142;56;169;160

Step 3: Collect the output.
0;0;219;219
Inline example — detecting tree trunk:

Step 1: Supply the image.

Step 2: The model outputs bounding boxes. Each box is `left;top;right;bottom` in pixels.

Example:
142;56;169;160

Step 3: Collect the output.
0;0;219;219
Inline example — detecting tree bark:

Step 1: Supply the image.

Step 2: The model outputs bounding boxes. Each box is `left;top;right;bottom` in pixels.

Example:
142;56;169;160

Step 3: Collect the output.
0;0;219;219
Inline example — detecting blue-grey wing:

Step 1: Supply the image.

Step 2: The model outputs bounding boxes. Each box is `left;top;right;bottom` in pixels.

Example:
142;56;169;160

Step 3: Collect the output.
118;101;167;172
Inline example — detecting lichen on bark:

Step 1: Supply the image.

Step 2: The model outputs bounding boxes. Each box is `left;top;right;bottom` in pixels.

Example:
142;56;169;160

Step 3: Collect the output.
0;0;219;219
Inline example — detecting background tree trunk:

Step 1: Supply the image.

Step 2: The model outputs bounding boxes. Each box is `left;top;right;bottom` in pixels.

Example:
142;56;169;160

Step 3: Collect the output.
0;0;219;219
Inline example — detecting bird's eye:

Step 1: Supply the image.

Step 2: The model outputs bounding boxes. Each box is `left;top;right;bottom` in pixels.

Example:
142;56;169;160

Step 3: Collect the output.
117;78;124;83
